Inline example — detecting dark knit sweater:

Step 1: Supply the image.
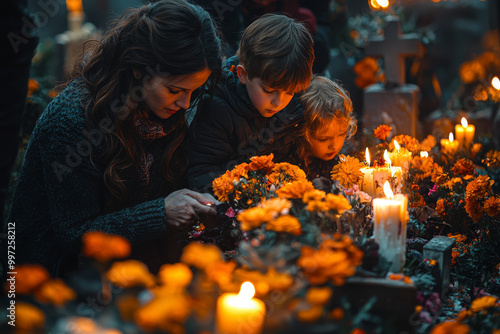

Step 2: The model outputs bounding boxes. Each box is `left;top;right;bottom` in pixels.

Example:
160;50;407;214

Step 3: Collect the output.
5;81;180;277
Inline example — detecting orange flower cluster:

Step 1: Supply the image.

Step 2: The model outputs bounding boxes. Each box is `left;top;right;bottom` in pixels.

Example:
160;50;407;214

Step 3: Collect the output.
459;60;486;84
16;302;45;331
484;195;500;218
248;153;275;171
391;134;420;152
353;57;384;88
305;286;332;305
436;199;449;219
373;124;392;141
444;177;463;191
470;295;498;312
10;264;50;295
431;164;448;185
276;180;315;199
330;155;365;189
266;215;302;235
420;135;437;152
158;263;193;289
411;193;426;208
35;279;76;306
485;150;500;169
135;292;190;333
465;175;494;222
180;242;222;270
82;231;131;263
302;189;352;214
297;234;363;286
430;321;470;334
452;159;476;176
411;156;434;181
471;143;483;159
27;78;39;98
212;162;249;202
106;260;156;288
232;267;294;296
270;162;307;184
237;207;274;231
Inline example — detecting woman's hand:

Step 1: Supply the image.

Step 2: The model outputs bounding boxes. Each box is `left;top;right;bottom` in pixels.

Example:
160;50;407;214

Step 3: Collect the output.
164;189;219;230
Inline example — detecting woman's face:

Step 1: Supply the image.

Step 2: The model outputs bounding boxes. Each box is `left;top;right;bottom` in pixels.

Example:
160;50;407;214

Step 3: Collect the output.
309;118;349;161
141;68;212;119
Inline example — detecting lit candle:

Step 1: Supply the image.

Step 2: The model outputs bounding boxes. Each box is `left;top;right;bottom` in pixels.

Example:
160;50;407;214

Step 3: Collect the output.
216;282;265;334
360;148;402;198
420;151;428;157
372;182;408;272
440;132;459;154
388;140;412;175
455;117;474;148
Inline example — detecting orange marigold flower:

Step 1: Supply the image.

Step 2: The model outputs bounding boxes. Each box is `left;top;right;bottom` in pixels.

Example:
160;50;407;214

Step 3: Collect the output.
82;231;131;263
10;264;50;295
306;200;330;212
106;260;156;288
470;295;498;312
205;260;237;287
48;88;59;98
35;279;76;306
306;286;332;305
411;156;434;180
276;180;315;199
27;78;39;97
272;162;307;183
459;60;485;83
445;177;463;190
158;263;192;289
431;164;448;185
430;321;470;334
135;295;191;331
266;215;302;235
452;159;475;176
448;233;467;243
181;242;222;270
403;276;413;284
303;189;326;203
471;143;482;158
411;193;426;208
465;197;484;223
259;197;292;216
373;124;392;141
296;305;323;323
248;154;275;171
420;135;437;151
16;302;45;331
238;207;273;231
436;199;447;218
330;155;365;189
484;195;500;217
392;134;420;152
329;307;344;320
466;175;493;199
484;150;500;169
354;57;380;88
325;193;352;214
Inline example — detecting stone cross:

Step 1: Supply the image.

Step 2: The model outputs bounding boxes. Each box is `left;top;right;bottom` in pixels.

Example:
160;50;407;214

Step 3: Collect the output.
423;236;456;295
365;16;421;86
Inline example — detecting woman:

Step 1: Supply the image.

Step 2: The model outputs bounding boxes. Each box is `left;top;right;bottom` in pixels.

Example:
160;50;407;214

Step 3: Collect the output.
6;0;223;276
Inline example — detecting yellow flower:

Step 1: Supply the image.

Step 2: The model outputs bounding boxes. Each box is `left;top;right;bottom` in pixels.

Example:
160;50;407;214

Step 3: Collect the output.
258;197;292;216
470;295;498;312
430;321;470;334
248;154;275;171
11;264;50;295
276;180;315;199
35;279;76;306
16;302;45;331
296;305;323;322
266;215;302;235
452;159;475;176
484;195;500;217
82;231;131;263
373;124;392;141
181;242;222;270
306;286;332;305
237;207;273;231
106;260;156;288
158;263;193;289
330;155;364;189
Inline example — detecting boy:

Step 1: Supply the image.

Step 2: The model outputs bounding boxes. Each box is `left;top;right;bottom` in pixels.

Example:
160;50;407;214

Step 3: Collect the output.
187;14;315;192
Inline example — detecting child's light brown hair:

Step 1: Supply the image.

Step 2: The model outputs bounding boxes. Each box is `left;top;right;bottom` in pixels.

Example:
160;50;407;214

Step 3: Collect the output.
298;76;357;163
237;14;314;93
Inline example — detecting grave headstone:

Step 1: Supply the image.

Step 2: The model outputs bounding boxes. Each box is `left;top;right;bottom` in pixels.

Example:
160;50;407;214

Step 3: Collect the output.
423;236;456;295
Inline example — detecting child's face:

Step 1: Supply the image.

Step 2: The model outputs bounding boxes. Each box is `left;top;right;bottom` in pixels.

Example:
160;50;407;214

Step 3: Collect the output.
237;66;295;117
309;119;349;161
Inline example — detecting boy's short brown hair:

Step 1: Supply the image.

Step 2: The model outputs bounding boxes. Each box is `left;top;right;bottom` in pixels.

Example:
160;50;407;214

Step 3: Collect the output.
237;14;314;93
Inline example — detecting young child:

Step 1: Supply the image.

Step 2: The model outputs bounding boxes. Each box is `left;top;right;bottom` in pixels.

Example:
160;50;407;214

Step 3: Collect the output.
293;75;357;180
187;13;315;192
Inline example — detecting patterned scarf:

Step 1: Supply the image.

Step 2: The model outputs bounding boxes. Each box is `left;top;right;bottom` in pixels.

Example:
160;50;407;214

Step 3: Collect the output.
134;109;177;200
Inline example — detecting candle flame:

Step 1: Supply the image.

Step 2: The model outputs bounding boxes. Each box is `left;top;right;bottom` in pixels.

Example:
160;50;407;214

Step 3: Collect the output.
449;132;454;142
394;140;400;151
377;0;390;8
492;76;500;90
384;149;391;167
383;181;394;198
365;147;371;166
461;117;468;128
420;151;428;157
238;282;255;300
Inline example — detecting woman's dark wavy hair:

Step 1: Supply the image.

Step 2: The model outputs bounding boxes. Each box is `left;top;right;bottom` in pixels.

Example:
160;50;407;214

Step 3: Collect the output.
74;0;223;210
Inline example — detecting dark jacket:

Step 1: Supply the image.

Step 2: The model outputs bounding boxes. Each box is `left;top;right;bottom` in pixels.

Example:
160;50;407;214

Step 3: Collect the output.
187;56;304;192
5;80;184;277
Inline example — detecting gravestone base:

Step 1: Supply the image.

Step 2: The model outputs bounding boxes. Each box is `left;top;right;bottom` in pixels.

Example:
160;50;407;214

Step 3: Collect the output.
363;83;421;139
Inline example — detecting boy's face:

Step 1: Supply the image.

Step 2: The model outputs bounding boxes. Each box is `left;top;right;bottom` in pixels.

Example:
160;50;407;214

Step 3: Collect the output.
237;65;295;117
309;119;349;161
